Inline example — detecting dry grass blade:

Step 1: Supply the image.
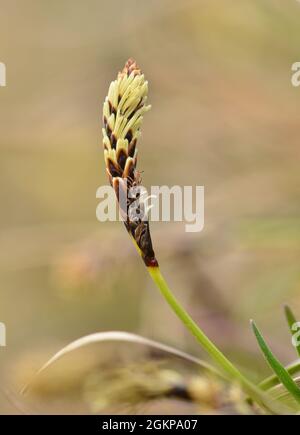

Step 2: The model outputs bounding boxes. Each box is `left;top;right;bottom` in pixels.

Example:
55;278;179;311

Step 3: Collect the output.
268;376;300;411
21;331;224;395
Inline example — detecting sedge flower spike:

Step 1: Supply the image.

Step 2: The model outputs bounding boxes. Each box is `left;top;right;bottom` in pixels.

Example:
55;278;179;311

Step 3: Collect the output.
102;59;158;267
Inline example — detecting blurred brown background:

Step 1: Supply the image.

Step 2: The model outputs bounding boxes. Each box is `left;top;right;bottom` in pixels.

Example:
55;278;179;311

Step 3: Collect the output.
0;0;300;414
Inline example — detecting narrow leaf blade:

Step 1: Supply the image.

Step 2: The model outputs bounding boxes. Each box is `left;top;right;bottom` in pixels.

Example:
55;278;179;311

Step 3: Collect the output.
251;320;300;404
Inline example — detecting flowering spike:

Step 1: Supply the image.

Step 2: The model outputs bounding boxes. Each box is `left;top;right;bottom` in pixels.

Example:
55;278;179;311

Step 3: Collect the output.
102;59;158;267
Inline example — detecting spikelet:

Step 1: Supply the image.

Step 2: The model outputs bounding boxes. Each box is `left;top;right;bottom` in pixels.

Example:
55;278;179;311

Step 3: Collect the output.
102;59;158;267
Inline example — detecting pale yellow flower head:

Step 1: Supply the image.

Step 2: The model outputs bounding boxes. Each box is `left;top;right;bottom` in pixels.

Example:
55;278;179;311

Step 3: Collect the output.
102;59;151;185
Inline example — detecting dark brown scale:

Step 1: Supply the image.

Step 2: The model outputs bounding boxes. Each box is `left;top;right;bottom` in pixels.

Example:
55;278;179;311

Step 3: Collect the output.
120;181;158;267
106;123;112;141
128;162;135;181
134;222;156;265
122;158;133;180
128;138;137;157
127;109;137;121
125;129;133;143
108;100;116;116
127;99;142;121
111;133;117;149
108;159;122;178
117;149;127;170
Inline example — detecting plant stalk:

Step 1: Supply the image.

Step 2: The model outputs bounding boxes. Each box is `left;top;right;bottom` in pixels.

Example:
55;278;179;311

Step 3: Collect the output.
147;265;289;414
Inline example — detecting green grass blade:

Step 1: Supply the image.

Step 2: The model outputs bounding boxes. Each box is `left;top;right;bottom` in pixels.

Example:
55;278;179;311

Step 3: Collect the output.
251;320;300;404
284;305;300;358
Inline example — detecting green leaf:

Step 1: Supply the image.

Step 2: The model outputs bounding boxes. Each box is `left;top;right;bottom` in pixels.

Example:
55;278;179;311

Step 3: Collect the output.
251;320;300;404
284;305;300;358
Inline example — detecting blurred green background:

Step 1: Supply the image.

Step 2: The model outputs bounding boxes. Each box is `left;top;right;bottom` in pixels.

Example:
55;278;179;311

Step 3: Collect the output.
0;0;300;414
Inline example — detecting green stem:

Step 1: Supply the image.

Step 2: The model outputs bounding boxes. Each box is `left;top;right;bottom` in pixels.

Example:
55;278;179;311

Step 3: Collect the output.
147;266;289;414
